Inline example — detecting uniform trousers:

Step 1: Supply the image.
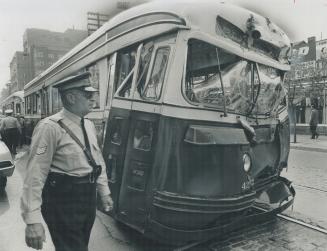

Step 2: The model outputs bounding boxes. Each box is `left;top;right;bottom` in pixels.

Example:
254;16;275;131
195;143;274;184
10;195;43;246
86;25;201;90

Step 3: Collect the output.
41;173;97;251
2;128;20;154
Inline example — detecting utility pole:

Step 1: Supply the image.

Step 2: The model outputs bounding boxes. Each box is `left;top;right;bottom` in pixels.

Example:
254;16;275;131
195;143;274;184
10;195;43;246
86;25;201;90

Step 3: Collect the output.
292;84;297;143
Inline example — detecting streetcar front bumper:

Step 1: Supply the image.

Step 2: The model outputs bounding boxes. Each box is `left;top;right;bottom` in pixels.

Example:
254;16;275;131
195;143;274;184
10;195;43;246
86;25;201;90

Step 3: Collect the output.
146;177;295;244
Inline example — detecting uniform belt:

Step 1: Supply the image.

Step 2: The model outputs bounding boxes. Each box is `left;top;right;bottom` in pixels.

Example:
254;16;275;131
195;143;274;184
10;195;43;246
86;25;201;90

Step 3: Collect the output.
48;172;97;184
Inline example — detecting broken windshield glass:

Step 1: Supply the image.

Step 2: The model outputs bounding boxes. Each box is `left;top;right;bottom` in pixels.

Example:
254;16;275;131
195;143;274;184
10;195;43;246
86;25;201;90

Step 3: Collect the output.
222;61;252;114
252;64;285;115
184;39;285;117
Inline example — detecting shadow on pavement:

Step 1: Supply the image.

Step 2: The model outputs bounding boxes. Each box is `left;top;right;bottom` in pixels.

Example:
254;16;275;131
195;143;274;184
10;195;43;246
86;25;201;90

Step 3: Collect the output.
0;189;10;216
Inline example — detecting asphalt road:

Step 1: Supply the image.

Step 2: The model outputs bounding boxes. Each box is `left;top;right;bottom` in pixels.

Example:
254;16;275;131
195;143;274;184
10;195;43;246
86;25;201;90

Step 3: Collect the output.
281;148;327;229
0;166;55;251
0;151;169;251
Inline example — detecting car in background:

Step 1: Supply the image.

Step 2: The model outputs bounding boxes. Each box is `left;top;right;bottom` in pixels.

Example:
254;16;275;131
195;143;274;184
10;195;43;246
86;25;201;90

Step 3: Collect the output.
0;140;15;190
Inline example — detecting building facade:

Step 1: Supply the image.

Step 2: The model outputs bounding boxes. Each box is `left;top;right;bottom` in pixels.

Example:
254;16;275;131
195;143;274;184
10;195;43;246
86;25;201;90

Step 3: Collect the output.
8;28;87;96
22;28;88;78
286;36;327;124
9;51;31;93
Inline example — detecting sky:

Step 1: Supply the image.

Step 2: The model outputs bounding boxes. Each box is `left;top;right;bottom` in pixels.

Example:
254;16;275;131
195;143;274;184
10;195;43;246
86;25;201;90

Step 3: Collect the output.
1;0;327;92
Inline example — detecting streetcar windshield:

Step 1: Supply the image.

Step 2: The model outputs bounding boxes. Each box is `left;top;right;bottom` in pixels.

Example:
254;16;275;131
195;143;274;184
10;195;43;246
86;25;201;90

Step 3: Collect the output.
222;61;252;114
185;39;286;116
251;64;286;115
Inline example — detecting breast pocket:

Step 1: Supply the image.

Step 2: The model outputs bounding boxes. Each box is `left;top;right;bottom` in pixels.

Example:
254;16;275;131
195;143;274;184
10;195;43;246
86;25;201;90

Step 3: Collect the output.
58;134;83;170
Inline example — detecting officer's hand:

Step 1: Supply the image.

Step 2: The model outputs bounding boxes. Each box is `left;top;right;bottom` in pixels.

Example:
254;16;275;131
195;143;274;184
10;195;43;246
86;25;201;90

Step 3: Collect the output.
25;223;46;250
101;194;114;213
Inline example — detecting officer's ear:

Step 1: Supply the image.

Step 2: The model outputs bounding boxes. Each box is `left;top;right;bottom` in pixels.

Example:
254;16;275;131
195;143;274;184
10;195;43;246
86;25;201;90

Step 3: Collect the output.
61;91;76;105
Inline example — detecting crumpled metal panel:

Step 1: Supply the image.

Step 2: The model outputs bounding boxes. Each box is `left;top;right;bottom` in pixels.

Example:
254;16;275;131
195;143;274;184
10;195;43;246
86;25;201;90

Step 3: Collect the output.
184;125;249;145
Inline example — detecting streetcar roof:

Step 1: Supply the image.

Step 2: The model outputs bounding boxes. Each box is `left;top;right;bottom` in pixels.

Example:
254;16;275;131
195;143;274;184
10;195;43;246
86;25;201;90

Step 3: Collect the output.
0;91;24;106
24;0;290;93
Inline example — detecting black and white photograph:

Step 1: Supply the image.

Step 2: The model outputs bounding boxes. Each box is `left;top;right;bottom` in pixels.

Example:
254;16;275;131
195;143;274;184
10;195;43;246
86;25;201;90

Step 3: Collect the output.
0;0;327;250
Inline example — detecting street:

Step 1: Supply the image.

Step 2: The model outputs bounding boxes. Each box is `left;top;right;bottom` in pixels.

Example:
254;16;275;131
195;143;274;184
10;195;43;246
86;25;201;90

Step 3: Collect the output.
0;145;326;251
282;147;327;229
0;159;55;251
0;150;170;251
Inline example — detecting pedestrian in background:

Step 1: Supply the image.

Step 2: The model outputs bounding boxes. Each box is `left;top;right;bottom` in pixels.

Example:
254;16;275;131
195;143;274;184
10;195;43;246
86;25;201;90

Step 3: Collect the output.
0;109;21;154
21;72;113;251
309;104;319;139
17;114;26;147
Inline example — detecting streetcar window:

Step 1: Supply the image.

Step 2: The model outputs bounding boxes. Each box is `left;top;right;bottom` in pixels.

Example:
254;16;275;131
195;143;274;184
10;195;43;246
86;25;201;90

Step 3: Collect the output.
185;39;225;108
133;120;153;151
252;64;285;115
114;45;138;98
26;96;31;114
41;88;50;116
16;103;21;114
136;42;154;98
32;93;38;114
186;39;253;114
86;64;100;109
52;87;62;114
186;39;269;115
140;47;169;101
110;118;123;145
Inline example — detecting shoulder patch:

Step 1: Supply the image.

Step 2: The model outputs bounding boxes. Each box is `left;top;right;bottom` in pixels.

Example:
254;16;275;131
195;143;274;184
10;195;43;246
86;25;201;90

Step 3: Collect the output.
36;146;47;155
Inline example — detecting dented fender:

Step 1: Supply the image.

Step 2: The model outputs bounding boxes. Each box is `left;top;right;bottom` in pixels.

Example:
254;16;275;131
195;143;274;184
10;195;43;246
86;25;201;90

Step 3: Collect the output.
255;176;295;211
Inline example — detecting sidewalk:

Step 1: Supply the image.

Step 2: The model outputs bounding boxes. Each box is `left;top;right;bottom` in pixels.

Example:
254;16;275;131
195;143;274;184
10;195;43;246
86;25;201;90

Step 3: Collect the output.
290;134;327;152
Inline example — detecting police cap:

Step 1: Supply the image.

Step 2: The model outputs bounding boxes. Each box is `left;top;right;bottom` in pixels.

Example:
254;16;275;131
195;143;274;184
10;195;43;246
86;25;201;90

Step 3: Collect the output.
53;72;97;92
5;109;13;114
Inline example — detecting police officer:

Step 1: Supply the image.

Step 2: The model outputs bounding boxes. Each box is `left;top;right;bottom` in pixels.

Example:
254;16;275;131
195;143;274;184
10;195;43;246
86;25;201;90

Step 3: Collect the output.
0;109;21;154
21;72;113;251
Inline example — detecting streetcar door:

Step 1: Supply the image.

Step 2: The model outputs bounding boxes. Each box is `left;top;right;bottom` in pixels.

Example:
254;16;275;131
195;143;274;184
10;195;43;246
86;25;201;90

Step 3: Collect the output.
102;44;139;218
117;37;173;229
103;109;131;215
118;114;158;229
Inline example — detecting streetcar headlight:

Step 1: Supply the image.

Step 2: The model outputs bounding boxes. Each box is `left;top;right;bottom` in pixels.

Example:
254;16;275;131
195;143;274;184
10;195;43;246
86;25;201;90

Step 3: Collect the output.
242;153;251;172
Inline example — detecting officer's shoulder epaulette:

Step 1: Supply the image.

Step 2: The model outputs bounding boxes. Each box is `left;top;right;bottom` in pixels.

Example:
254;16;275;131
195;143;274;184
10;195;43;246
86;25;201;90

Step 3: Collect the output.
48;113;63;123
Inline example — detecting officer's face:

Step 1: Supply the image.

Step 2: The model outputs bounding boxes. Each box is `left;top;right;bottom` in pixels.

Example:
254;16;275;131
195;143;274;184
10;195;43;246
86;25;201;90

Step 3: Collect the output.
72;90;95;117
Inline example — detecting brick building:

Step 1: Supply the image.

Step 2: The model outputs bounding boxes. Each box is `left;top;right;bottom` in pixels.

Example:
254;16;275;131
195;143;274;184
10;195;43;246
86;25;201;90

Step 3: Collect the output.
286;36;327;124
9;51;31;93
22;28;87;78
8;28;87;95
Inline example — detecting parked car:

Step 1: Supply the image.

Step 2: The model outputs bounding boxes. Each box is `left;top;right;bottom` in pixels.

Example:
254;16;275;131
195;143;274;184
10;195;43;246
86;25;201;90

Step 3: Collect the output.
0;139;15;190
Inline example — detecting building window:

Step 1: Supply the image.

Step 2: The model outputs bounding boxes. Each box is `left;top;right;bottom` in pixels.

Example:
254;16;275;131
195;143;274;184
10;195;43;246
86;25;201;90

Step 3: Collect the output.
36;51;44;58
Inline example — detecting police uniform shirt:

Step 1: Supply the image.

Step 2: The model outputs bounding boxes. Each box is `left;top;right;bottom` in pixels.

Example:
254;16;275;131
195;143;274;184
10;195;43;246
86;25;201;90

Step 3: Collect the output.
0;116;21;131
21;108;110;224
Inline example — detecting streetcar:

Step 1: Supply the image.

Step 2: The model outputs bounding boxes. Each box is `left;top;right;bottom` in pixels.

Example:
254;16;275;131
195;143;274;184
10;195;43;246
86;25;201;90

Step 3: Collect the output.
24;0;295;244
0;91;24;116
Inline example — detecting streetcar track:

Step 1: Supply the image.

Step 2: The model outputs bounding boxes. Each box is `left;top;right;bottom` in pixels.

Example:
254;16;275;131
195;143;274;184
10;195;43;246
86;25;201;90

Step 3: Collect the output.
173;206;327;251
292;183;327;193
254;206;327;234
277;213;327;235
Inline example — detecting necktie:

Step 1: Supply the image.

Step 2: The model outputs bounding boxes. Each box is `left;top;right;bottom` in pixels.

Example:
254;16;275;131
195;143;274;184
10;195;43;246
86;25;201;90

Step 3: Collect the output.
81;118;91;151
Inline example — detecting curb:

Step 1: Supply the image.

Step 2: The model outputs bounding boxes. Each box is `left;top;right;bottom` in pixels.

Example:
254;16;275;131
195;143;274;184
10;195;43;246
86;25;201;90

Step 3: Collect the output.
290;145;327;153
